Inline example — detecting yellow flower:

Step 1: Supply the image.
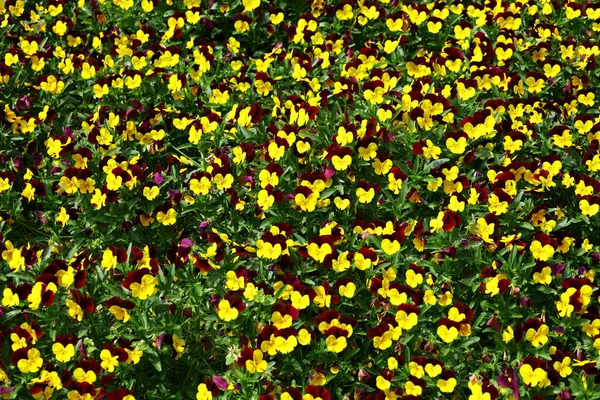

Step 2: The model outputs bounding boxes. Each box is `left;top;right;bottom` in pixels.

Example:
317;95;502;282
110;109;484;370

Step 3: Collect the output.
356;187;375;203
246;349;268;373
53;20;68;36
376;375;391;390
439;291;453;306
553;357;572;378
502;326;514;343
580;199;599;217
68;390;94;400
173;334;186;356
157;208;177;226
257;189;275;210
100;349;119;372
425;363;442;377
381;238;400;255
190;177;211;195
437;325;459;343
256;240;282;260
533;267;552;285
22;182;36;202
488;193;508;215
429;211;445;233
405;270;423;288
20;38;39;55
525;324;549;347
91;189;107;210
291;291;310;309
143;186;160;200
530;240;554;261
66;299;84;321
196;383;213;400
109;305;131;322
125;348;142;364
395;310;418;330
40;75;65;94
101;248;117;270
130;275;158;300
2;288;19;307
307;243;332;263
242;0;260;12
446;136;467;154
52;343;75;363
313;286;331;308
423;289;437;306
339;281;356;298
298;329;312;346
373;330;393;350
325;335;347;353
17;348;43;373
73;368;96;383
519;364;547;387
331;154;352;171
217;299;239;321
405;380;422;396
437;377;457;393
274;335;297;354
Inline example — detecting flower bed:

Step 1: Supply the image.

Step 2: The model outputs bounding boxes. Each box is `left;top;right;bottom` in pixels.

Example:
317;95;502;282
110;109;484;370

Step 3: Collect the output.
1;0;600;399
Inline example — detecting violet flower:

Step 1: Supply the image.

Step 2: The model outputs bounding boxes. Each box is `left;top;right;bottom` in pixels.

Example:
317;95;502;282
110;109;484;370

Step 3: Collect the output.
496;367;520;400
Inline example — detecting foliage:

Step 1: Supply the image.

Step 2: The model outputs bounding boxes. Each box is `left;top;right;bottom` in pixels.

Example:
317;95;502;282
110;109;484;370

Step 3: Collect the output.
1;0;600;399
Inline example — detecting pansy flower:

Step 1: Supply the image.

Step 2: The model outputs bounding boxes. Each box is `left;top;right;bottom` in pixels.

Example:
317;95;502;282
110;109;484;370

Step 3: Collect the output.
51;334;77;363
106;297;136;323
123;269;159;300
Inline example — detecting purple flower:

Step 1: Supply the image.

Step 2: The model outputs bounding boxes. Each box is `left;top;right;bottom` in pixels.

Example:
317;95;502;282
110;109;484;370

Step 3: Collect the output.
78;339;88;358
16;95;32;110
357;369;370;380
209;294;220;305
520;297;532;308
180;238;193;248
558;390;572;400
496;367;520;400
443;246;456;258
199;220;210;229
155;333;166;350
322;164;335;179
486;314;501;332
12;156;23;170
552;263;565;275
33;153;44;167
168;190;181;200
0;387;14;395
212;376;228;390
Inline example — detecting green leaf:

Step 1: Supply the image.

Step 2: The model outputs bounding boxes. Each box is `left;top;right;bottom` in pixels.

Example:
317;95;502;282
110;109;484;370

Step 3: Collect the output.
148;350;163;372
535;285;556;294
423;158;449;172
461;336;480;349
342;346;361;361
